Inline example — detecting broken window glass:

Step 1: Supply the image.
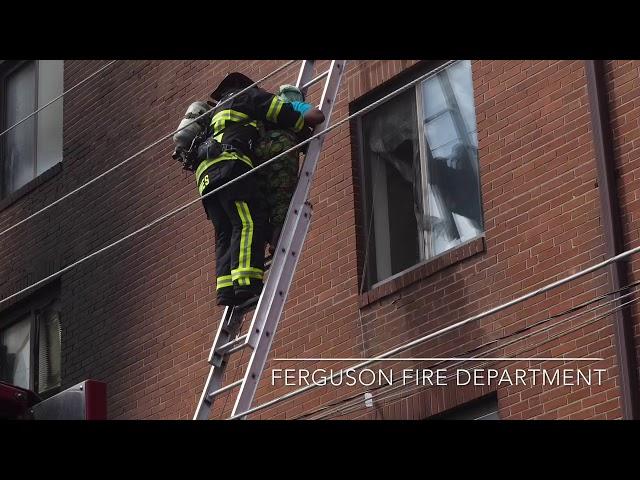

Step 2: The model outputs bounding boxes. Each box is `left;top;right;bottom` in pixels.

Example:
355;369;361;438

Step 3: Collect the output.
360;60;483;288
421;60;483;257
361;89;423;286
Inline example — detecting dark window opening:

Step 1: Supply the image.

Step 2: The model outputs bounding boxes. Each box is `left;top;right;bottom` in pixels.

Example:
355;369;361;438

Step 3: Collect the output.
357;60;484;290
429;394;500;420
1;60;63;199
0;285;62;396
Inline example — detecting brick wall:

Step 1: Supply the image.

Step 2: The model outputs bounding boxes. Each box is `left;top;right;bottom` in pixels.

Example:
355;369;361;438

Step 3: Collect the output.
0;59;637;419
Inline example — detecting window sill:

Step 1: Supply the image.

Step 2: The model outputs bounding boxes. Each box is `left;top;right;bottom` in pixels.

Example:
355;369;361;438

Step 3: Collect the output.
359;235;486;308
0;162;62;213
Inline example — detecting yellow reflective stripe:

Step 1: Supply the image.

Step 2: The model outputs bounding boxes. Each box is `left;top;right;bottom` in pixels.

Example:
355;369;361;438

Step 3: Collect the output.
235;201;247;271
214;118;225;137
212;109;249;125
211;109;252;136
238;267;264;275
293;114;304;132
213;118;257;139
241;202;253;272
235;201;252;274
273;101;283;122
196;152;253;189
266;97;284;123
233;273;264;281
231;269;263;281
217;275;233;289
266;97;278;122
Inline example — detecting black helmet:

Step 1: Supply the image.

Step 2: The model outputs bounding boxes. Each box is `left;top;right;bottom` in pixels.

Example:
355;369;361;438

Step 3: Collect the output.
209;72;254;101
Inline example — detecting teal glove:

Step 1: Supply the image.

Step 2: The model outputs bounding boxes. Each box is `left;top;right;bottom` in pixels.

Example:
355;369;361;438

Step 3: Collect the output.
290;101;312;115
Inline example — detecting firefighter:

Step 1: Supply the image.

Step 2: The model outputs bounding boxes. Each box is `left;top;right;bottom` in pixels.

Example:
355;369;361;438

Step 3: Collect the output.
195;72;311;306
254;85;325;255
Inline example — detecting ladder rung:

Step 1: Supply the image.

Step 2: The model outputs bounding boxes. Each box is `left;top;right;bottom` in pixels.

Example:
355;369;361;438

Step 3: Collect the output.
215;334;249;357
302;69;329;91
194;60;346;421
207;379;243;400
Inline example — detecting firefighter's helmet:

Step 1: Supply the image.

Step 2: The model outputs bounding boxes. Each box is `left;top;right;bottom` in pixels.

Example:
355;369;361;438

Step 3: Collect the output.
278;84;304;103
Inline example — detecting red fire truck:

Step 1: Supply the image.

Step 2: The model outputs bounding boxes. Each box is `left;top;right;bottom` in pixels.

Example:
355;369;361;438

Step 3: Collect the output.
0;379;106;420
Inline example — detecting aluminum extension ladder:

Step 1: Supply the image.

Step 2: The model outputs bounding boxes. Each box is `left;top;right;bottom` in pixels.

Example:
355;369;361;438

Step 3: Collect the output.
194;60;346;420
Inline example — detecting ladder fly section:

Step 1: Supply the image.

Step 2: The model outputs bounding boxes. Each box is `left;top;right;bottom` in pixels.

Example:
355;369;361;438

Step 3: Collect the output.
194;60;346;420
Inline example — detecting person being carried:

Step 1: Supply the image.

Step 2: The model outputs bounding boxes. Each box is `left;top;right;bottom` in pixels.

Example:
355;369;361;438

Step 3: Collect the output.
194;73;315;306
253;85;325;255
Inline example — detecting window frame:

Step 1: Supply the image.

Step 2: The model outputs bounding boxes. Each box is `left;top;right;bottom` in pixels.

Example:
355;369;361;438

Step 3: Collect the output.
0;283;61;397
0;59;63;200
353;60;485;292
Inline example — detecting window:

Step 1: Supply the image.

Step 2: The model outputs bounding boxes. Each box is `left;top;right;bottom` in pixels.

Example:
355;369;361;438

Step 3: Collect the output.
1;60;63;198
430;394;500;420
0;295;61;396
358;60;483;289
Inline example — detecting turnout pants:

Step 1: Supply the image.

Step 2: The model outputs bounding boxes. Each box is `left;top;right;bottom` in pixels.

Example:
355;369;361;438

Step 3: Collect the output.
201;159;267;301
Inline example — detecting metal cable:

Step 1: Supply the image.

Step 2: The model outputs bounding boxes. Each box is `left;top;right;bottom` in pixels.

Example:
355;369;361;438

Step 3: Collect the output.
0;60;298;238
3;58;626;421
326;300;631;420
311;292;635;419
311;292;638;420
303;286;635;419
0;60;457;308
0;60;118;139
317;287;640;418
229;244;640;420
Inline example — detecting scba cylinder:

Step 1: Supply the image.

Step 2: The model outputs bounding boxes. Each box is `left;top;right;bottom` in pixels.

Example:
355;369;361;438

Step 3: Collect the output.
173;101;211;152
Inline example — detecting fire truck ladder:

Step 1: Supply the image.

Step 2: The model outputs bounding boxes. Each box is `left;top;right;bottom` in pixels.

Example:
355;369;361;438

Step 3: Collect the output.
194;60;346;420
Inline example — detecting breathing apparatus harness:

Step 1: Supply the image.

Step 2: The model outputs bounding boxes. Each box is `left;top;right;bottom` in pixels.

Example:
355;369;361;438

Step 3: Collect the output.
172;91;254;173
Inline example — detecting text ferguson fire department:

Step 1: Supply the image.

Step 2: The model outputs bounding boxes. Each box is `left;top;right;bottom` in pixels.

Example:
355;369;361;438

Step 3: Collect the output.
271;368;607;387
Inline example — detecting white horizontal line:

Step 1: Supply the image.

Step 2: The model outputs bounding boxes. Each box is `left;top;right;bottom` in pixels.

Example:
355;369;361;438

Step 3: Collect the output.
274;357;604;362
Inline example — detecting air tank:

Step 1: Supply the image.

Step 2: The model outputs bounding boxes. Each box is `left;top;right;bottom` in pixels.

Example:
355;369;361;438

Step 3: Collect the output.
173;101;211;152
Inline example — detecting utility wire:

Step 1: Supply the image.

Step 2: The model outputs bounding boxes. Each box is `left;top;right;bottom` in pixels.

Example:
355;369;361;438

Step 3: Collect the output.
229;242;640;419
324;297;634;420
301;283;635;419
309;290;638;420
4;58;623;420
314;289;639;419
0;60;456;308
0;60;118;139
318;286;640;419
303;284;632;419
0;60;298;238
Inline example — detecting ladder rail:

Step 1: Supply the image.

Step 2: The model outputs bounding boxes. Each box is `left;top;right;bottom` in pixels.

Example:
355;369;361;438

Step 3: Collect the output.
242;62;344;351
231;61;347;419
193;305;244;420
193;60;347;421
227;60;321;355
